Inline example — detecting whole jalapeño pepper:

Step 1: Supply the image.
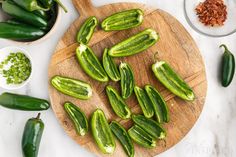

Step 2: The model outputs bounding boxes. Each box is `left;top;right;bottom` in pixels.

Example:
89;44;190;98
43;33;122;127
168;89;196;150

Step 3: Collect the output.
0;92;50;111
12;0;49;12
39;0;68;13
220;44;235;87
2;0;48;28
22;113;44;157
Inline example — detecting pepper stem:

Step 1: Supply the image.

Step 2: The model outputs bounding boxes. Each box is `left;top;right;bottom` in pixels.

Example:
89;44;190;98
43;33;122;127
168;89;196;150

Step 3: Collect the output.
158;139;166;147
220;44;230;53
153;51;160;63
37;6;50;11
54;0;68;13
36;113;41;119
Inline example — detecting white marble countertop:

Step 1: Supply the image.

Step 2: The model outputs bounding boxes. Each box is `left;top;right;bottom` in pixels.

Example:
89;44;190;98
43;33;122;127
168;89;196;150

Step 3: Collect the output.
0;0;236;157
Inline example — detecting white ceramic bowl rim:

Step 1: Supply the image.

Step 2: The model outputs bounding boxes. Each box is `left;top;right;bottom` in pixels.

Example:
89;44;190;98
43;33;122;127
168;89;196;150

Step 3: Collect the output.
0;46;33;90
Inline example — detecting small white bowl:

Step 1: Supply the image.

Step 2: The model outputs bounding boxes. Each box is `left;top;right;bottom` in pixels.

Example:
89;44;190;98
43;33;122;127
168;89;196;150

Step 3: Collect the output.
0;46;33;90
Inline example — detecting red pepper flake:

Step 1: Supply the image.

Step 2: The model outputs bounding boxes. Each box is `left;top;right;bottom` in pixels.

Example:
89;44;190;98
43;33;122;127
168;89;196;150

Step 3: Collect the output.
195;0;227;27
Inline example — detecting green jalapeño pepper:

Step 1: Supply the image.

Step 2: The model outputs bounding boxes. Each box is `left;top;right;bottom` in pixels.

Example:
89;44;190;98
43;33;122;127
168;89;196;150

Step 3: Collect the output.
101;9;144;31
120;62;135;99
76;16;98;44
132;115;166;139
76;43;109;82
39;0;68;13
134;86;154;118
22;113;44;157
51;75;92;100
220;44;235;87
0;22;45;41
33;10;50;20
0;92;50;111
38;0;53;7
106;85;132;119
145;85;169;123
91;109;116;154
103;48;121;82
64;102;88;136
110;121;134;157
2;0;48;28
12;0;49;12
152;61;195;101
128;125;156;148
108;29;159;57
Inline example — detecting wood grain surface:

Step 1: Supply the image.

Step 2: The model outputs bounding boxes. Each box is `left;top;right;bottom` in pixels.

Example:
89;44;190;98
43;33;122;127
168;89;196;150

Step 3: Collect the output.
48;0;207;156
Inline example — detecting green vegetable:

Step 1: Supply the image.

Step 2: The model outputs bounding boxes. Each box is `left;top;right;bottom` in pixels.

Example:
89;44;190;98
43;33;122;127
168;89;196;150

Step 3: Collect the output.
38;0;53;7
12;0;49;12
91;109;116;154
33;10;50;20
76;16;98;44
0;52;32;84
64;102;88;136
220;44;235;87
2;0;48;28
51;75;92;100
108;29;159;57
132;115;166;139
110;121;134;157
0;92;50;111
76;43;109;82
145;85;169;123
102;48;120;81
134;86;154;118
152;61;195;101
22;113;44;157
39;0;67;13
47;2;57;29
106;85;132;119
120;62;135;99
0;22;45;41
128;125;156;148
101;9;144;31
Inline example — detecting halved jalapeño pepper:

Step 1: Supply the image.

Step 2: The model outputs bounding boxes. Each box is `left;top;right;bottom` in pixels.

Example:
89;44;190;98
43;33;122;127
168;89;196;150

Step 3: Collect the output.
134;86;154;118
101;9;144;31
51;75;92;100
220;44;235;87
145;85;169;123
91;109;116;154
76;43;109;82
22;113;44;157
110;121;134;157
152;61;195;101
120;62;135;99
106;85;131;119
103;48;121;82
64;102;88;136
132;115;166;139
76;16;98;44
0;92;50;111
108;29;159;57
128;125;156;148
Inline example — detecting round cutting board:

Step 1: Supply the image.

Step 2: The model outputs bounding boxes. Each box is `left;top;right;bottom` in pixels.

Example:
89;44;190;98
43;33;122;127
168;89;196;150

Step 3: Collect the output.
48;0;207;157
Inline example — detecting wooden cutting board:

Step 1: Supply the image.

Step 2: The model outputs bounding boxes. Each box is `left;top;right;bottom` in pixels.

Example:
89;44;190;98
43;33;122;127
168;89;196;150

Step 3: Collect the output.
48;0;207;156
